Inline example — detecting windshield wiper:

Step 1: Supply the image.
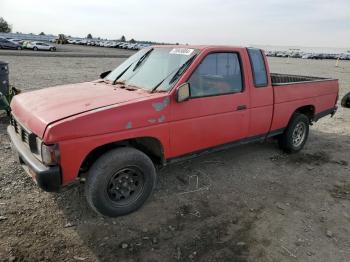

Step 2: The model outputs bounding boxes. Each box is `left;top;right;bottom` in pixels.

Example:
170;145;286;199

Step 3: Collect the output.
112;63;134;85
151;55;197;93
169;55;197;84
112;49;153;86
132;48;154;72
113;48;153;87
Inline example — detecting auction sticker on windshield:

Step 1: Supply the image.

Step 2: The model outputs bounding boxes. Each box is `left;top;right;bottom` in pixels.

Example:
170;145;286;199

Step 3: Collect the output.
169;48;194;55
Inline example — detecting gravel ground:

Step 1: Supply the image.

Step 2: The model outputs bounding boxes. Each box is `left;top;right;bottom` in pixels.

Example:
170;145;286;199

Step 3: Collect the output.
0;48;350;262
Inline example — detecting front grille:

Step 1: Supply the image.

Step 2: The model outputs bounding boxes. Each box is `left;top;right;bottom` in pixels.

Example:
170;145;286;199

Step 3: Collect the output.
12;117;20;133
10;115;38;153
22;130;29;144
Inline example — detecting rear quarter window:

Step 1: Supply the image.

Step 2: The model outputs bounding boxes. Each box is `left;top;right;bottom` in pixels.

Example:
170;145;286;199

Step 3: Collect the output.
247;48;268;87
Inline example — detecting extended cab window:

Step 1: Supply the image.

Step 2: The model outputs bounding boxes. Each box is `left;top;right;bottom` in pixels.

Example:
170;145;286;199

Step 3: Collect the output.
189;53;243;98
247;48;268;87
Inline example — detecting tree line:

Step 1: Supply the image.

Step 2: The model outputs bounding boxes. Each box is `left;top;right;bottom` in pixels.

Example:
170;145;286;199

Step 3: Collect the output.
0;17;11;33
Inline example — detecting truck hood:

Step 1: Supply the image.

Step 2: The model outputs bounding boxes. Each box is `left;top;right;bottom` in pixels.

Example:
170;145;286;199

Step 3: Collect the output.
11;81;152;138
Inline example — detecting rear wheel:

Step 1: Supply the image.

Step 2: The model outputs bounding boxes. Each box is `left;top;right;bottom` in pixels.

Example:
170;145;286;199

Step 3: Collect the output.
33;46;38;51
278;113;309;153
85;147;157;217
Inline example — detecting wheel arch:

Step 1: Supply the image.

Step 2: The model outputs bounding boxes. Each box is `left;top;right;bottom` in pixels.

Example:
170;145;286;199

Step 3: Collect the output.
79;136;165;175
293;104;315;122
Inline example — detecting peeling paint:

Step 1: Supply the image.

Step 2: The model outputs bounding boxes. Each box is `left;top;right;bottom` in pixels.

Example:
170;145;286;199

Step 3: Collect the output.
125;121;132;129
148;119;157;124
148;115;166;124
158;115;166;123
152;97;170;112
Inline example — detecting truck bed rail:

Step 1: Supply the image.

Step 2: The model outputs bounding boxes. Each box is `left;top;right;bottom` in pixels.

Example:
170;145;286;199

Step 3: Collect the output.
271;73;334;86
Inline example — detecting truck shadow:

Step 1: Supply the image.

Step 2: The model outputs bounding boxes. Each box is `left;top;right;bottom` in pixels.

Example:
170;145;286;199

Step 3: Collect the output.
51;128;350;262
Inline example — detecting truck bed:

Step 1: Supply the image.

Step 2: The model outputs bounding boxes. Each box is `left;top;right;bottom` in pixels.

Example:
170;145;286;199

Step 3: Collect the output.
271;73;333;86
270;73;338;131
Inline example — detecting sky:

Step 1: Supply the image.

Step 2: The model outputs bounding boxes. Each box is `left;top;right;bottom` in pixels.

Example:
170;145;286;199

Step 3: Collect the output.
1;0;350;48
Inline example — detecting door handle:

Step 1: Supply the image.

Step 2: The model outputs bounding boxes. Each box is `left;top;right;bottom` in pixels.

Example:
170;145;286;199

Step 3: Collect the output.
236;105;247;111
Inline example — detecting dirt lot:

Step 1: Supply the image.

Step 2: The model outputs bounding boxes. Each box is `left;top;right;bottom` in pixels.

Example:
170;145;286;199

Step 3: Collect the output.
0;47;350;262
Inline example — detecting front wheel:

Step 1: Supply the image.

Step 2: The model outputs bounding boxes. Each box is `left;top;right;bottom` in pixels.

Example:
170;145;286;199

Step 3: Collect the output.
33;47;38;51
278;113;309;153
85;147;157;217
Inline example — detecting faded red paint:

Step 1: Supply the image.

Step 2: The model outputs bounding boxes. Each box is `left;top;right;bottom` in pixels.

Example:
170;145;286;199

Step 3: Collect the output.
10;45;339;186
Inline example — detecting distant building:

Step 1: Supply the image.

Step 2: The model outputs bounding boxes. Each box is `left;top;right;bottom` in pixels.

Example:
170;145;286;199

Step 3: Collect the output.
0;32;57;42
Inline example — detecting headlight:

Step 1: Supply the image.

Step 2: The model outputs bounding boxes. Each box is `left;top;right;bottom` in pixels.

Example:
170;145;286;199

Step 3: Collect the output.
41;143;60;166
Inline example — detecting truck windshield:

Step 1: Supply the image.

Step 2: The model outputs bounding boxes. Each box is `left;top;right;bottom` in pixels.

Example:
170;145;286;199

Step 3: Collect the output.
105;47;199;91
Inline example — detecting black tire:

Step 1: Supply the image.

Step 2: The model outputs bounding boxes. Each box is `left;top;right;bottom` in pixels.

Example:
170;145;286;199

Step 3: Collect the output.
17;46;22;50
50;47;56;52
33;46;38;51
278;113;309;153
341;92;350;108
85;147;157;217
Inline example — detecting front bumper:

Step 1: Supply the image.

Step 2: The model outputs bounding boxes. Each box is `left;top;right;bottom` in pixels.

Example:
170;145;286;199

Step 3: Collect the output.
7;125;61;192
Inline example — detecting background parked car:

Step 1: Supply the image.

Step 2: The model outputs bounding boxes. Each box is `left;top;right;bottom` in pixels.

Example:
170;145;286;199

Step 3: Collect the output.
339;54;350;60
119;43;129;49
27;41;56;51
301;53;313;59
7;38;21;44
0;38;22;50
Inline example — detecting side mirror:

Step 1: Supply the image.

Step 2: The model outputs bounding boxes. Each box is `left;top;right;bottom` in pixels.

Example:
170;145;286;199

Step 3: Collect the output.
176;83;190;103
341;92;350;108
99;70;111;79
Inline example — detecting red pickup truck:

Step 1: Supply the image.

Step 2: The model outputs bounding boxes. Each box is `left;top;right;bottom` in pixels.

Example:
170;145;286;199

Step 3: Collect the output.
8;45;339;216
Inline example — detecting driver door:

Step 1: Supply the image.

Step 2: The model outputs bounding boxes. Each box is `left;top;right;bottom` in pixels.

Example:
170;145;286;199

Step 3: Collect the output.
169;51;250;158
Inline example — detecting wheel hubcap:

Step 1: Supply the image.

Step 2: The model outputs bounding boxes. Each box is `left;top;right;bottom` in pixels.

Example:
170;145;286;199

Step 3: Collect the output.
107;167;144;204
292;122;306;147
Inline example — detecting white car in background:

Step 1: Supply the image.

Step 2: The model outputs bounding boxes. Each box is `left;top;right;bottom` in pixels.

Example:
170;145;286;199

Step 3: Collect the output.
119;43;129;49
301;53;313;59
27;41;56;51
